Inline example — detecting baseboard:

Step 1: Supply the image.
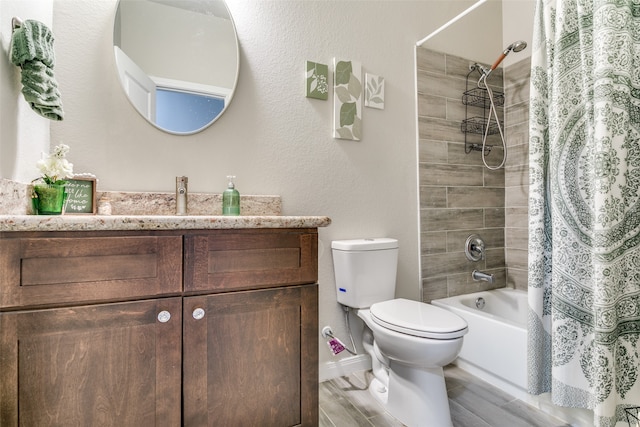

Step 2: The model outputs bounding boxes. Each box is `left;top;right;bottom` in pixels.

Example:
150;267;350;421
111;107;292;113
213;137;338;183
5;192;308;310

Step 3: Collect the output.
319;354;371;382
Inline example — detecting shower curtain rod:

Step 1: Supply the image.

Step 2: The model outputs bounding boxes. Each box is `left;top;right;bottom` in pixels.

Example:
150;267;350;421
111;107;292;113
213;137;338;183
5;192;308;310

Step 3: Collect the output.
416;0;487;47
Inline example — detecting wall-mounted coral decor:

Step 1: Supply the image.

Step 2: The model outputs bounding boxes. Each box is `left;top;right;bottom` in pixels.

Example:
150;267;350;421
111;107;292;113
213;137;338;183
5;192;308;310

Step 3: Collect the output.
365;73;385;109
306;61;329;100
333;59;362;140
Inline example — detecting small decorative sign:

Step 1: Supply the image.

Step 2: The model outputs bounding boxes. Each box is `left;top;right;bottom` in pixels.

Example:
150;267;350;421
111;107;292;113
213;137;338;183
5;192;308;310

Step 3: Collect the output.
65;177;96;214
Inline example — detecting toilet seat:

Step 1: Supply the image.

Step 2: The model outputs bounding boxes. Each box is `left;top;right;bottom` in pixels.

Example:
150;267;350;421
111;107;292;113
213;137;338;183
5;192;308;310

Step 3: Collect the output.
370;298;468;339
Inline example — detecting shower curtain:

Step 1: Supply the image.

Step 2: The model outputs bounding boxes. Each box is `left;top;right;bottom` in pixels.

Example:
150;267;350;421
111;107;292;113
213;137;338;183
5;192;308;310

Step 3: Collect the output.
528;0;640;426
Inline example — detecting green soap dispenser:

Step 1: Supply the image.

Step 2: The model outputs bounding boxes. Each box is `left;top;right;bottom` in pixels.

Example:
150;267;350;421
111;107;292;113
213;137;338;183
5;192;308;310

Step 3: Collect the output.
222;175;240;216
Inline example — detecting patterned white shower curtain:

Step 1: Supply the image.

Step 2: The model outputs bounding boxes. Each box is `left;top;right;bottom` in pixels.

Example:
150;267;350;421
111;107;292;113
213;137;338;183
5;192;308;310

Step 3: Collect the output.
528;0;640;426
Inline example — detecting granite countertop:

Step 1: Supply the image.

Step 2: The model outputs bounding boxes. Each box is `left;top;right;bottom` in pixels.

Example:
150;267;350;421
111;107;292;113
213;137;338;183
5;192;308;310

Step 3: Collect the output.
0;179;331;232
0;215;332;232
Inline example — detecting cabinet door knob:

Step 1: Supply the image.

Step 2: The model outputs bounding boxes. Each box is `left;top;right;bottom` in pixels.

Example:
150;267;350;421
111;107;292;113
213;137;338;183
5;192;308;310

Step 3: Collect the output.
157;310;171;323
192;308;205;320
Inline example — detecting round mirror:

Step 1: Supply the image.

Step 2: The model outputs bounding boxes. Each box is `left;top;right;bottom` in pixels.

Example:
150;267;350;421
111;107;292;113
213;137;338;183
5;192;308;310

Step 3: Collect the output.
113;0;239;135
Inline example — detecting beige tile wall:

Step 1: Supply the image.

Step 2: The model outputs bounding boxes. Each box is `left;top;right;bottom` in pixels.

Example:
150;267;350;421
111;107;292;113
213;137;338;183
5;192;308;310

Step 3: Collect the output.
417;48;531;301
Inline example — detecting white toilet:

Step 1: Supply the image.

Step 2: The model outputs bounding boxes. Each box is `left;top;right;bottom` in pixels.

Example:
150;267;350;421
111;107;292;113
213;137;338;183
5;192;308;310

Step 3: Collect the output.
331;238;468;427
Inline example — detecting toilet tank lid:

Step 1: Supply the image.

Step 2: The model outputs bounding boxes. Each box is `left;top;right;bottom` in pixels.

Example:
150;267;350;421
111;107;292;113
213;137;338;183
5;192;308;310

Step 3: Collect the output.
331;238;398;251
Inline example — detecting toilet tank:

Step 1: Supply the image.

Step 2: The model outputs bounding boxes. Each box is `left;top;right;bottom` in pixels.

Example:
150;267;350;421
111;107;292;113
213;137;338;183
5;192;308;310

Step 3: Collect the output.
331;238;399;309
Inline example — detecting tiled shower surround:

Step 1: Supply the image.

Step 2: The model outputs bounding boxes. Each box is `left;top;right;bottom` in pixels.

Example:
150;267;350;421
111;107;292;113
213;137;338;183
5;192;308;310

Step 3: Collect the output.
417;47;530;302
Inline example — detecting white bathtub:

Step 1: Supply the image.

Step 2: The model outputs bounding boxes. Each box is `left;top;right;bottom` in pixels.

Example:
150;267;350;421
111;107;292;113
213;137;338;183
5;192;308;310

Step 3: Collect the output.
432;288;528;398
432;289;597;426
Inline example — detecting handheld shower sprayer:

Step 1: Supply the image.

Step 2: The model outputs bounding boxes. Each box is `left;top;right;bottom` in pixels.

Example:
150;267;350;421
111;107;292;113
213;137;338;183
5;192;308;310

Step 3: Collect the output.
484;41;528;77
474;40;527;170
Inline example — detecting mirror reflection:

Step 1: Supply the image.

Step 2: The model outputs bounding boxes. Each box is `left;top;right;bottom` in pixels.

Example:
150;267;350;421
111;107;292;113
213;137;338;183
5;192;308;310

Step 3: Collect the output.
113;0;239;135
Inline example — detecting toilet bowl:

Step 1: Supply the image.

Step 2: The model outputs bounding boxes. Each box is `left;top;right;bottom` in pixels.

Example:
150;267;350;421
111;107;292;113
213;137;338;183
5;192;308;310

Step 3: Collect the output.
358;299;467;427
331;238;468;427
363;298;467;367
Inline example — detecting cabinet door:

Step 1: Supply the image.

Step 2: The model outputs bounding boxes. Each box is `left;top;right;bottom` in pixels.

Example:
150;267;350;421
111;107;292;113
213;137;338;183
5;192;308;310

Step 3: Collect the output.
184;230;318;293
183;284;318;426
0;298;182;427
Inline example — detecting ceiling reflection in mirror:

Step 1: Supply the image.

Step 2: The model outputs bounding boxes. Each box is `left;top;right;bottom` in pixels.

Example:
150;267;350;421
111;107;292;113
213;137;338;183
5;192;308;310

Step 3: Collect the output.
113;0;239;135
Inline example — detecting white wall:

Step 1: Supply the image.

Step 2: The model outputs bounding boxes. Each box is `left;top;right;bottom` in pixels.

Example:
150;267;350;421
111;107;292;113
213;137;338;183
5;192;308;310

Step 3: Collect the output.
2;0;512;376
0;0;53;183
502;0;535;67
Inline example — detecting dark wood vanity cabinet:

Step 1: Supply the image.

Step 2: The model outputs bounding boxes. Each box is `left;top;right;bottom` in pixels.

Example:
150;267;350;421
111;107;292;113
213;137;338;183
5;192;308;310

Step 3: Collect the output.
0;228;319;427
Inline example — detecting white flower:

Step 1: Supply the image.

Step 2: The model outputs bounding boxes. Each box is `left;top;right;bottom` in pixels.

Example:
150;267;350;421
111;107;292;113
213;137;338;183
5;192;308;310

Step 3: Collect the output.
51;144;70;159
36;144;74;184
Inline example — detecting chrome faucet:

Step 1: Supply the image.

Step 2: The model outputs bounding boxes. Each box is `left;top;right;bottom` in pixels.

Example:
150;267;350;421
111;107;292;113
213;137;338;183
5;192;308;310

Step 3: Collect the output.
176;176;188;215
465;234;486;261
472;270;494;284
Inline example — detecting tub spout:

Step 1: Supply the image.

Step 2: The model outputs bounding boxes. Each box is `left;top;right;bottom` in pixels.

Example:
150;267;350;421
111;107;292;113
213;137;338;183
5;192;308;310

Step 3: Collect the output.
472;270;494;284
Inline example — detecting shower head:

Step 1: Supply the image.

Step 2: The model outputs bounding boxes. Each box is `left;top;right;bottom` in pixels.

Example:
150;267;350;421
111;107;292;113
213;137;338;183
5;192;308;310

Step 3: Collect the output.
489;40;528;71
509;40;528;53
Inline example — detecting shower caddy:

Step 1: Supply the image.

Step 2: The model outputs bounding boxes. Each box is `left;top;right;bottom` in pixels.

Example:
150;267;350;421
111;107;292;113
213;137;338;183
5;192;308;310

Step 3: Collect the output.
461;66;504;156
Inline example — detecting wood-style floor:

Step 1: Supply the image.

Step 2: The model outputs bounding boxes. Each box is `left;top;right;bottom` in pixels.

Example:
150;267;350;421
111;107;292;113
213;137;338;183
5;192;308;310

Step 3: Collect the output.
319;365;571;427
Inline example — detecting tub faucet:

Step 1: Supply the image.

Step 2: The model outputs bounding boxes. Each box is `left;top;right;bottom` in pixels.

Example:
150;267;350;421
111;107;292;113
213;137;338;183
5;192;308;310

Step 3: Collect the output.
472;270;494;284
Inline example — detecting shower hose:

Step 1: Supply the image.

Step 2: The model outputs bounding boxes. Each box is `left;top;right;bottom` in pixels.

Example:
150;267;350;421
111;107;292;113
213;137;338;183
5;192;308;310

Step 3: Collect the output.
478;73;507;170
